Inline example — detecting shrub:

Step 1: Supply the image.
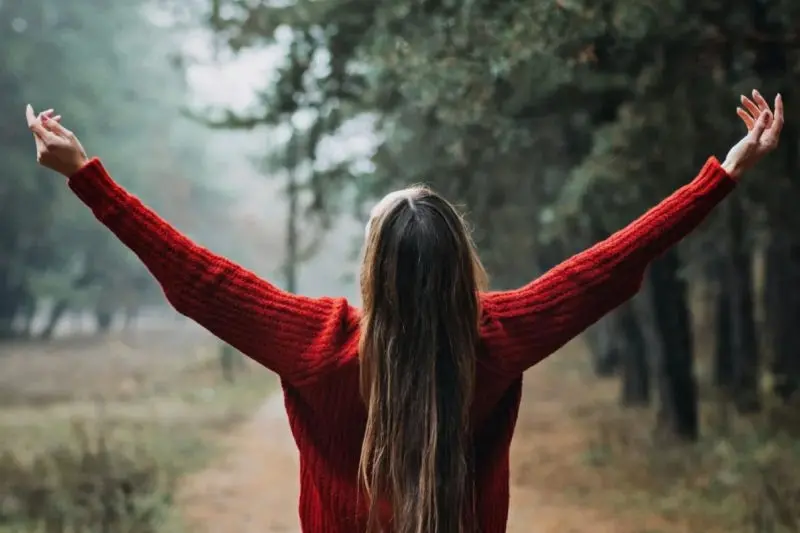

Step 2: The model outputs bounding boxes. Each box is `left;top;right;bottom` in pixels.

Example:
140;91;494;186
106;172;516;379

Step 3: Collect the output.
0;423;173;533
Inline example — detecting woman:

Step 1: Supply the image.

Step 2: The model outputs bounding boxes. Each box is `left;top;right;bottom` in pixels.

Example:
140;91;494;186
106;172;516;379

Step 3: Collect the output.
25;90;782;533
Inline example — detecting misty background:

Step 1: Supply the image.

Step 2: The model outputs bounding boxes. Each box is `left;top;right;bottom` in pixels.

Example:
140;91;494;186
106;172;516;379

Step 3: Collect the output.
5;1;367;339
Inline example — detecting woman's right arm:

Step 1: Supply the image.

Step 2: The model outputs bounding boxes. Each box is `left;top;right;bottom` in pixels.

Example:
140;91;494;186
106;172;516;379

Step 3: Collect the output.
67;158;360;386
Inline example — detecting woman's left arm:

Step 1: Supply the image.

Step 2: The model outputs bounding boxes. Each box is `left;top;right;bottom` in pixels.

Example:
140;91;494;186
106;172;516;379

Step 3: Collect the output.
480;90;783;377
479;157;735;375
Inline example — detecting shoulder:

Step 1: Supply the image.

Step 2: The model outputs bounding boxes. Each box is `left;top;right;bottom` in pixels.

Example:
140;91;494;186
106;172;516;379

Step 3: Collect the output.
299;300;362;375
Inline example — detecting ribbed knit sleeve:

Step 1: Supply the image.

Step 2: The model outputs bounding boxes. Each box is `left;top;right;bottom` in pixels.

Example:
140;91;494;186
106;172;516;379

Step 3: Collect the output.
67;158;359;385
479;156;735;376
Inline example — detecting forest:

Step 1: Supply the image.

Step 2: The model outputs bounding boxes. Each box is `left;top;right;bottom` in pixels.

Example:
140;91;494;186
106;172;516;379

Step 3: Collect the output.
202;0;800;438
0;0;244;340
2;0;800;531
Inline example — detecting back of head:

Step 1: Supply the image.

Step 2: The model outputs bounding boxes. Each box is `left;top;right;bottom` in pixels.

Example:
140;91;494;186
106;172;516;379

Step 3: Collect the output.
358;186;487;533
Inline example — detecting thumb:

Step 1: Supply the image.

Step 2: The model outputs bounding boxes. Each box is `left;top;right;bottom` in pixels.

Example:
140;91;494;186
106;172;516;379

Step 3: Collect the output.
748;110;770;142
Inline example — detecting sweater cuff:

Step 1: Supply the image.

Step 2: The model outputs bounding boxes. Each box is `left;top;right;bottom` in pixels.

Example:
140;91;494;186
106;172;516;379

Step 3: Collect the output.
67;157;128;211
689;156;737;196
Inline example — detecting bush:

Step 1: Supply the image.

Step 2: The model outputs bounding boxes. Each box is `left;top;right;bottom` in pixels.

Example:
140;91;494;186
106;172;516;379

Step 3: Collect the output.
0;423;173;533
747;462;800;532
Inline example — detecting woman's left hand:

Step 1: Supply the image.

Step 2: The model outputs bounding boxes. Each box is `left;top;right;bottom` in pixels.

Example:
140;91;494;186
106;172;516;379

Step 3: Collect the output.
722;89;783;179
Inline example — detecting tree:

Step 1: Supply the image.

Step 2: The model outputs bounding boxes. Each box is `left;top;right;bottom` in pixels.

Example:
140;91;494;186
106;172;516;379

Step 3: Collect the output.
200;0;800;439
0;0;229;339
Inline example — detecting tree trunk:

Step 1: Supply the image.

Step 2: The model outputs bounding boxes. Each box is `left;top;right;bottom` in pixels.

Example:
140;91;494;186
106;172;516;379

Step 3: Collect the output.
713;287;733;389
123;306;138;329
618;303;650;406
39;299;69;340
725;197;760;413
766;115;800;403
219;343;237;383
648;249;699;440
585;315;620;377
15;292;36;339
748;0;800;404
0;283;25;340
283;133;300;294
95;310;114;333
767;238;800;402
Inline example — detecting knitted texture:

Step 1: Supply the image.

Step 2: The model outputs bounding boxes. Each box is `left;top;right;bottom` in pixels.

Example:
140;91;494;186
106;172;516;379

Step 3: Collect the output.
68;156;734;532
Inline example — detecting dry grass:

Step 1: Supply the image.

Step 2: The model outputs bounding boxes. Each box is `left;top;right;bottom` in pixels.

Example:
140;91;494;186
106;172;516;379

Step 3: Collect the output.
514;339;800;533
0;327;275;532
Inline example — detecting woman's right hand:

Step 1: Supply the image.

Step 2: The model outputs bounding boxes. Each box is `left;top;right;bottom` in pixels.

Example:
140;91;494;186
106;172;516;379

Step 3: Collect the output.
722;89;783;179
26;104;89;177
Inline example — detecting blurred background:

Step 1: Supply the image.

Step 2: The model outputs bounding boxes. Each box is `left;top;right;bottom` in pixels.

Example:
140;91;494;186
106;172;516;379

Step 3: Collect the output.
1;0;800;531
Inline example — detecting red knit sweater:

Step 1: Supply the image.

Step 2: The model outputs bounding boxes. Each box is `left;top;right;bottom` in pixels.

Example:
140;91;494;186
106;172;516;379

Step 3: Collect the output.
68;156;734;532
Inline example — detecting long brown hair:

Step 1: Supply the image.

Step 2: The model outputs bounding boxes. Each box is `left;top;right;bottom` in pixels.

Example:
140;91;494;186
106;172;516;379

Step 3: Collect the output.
358;185;488;533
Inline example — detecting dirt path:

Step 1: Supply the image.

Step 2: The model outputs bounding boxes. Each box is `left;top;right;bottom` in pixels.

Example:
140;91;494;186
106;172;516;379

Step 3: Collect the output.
177;342;638;532
177;393;301;532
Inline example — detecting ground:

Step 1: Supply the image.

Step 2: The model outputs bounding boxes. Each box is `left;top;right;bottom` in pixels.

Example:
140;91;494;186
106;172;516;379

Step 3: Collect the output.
2;325;788;532
0;322;275;533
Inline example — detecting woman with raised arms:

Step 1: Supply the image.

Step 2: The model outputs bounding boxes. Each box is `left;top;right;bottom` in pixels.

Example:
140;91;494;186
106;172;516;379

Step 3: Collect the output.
25;90;782;532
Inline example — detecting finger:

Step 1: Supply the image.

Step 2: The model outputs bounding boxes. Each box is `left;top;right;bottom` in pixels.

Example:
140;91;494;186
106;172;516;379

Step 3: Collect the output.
36;110;55;138
43;116;72;137
762;94;785;147
748;109;770;142
25;104;36;126
25;106;45;152
772;93;784;135
28;117;58;145
741;95;761;118
737;107;755;130
752;89;770;112
38;109;62;123
37;111;57;132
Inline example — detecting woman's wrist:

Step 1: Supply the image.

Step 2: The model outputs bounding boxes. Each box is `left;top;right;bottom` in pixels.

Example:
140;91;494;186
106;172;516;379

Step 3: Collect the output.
62;154;90;178
721;158;743;180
